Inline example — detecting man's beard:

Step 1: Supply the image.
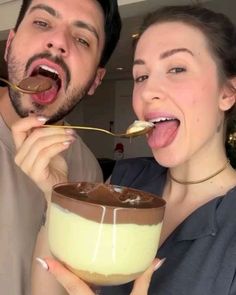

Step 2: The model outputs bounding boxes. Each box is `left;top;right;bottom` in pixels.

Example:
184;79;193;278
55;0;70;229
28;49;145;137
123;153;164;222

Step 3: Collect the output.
7;46;95;124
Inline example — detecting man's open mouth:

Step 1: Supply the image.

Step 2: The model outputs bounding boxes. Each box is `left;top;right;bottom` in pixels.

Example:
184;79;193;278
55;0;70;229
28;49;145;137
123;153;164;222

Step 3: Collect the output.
30;65;62;91
28;64;64;105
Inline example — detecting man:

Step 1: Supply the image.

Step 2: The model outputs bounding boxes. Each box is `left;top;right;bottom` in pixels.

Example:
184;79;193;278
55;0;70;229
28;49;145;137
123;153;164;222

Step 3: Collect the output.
0;0;121;294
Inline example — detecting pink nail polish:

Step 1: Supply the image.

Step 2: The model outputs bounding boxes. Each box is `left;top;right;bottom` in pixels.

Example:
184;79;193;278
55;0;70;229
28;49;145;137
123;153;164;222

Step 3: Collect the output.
37;116;48;123
36;257;49;271
154;258;166;271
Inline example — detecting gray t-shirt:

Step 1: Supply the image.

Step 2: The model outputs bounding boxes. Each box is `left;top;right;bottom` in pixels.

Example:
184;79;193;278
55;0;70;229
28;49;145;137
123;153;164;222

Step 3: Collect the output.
0;115;102;295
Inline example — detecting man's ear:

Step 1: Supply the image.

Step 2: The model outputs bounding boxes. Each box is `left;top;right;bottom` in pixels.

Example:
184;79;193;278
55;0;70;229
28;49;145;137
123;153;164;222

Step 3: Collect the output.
219;79;236;111
4;30;15;61
87;67;106;95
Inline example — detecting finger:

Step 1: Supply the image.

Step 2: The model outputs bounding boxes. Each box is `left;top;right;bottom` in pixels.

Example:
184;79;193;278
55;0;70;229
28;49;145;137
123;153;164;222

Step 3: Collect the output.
15;127;74;164
15;133;75;171
11;116;48;150
42;257;95;295
29;142;70;184
131;258;165;295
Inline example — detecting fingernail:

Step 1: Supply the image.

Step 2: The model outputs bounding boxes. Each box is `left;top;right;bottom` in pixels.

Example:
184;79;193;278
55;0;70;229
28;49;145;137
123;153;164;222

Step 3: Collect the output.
154;258;166;271
63;139;75;146
37;116;48;123
65;129;76;135
36;257;49;271
63;141;71;146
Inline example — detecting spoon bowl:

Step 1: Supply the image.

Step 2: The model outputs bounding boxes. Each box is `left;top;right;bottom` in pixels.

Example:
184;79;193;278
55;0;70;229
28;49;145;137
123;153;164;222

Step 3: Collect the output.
0;76;52;94
44;120;154;138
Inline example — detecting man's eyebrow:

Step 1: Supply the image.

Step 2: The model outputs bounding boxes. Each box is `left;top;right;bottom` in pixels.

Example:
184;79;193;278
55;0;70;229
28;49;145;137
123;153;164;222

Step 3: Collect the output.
28;5;99;41
29;4;60;18
73;20;99;41
133;48;194;67
160;48;194;59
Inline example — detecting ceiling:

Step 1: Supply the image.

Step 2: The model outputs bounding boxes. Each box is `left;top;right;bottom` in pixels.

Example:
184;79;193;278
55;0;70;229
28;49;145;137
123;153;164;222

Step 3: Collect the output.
0;0;232;81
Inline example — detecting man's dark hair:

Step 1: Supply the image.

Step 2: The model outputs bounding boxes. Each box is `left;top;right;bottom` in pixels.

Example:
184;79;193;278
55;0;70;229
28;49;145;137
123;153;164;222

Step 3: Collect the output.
14;0;122;67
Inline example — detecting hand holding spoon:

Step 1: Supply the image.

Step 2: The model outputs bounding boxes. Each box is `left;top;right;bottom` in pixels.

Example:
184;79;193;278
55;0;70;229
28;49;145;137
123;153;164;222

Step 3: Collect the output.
0;76;52;94
44;120;154;138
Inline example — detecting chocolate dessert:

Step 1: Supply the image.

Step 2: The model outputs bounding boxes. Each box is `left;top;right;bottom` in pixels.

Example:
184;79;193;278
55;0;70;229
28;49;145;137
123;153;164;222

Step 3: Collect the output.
48;182;165;286
18;76;52;93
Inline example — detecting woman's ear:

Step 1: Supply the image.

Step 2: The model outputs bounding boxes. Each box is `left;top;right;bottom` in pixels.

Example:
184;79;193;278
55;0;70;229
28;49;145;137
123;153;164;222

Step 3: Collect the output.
219;78;236;111
87;68;106;96
4;30;15;61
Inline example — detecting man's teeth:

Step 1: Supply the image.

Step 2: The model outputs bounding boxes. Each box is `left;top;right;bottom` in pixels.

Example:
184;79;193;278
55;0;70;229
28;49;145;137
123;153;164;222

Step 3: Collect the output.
149;117;175;123
39;65;59;75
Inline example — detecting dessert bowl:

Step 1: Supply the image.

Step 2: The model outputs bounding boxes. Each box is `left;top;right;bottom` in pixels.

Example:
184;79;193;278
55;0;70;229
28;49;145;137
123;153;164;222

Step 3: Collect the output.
48;182;166;286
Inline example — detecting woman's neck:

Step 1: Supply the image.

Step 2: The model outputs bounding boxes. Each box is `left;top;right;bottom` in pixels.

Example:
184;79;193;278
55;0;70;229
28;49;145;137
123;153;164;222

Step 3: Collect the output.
164;161;236;204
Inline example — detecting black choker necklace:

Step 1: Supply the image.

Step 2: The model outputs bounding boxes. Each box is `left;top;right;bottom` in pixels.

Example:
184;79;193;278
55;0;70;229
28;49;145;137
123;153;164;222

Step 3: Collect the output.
169;160;230;185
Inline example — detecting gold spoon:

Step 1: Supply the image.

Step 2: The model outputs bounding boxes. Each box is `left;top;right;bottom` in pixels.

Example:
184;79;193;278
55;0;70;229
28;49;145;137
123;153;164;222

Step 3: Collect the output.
0;76;52;94
44;120;154;138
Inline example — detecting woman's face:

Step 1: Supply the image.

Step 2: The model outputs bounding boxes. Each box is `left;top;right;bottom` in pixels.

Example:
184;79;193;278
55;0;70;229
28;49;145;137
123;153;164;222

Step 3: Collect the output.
132;21;234;167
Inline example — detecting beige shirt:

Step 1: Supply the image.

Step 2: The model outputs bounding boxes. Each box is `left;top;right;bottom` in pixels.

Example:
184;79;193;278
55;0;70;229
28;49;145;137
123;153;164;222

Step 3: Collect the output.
0;115;102;295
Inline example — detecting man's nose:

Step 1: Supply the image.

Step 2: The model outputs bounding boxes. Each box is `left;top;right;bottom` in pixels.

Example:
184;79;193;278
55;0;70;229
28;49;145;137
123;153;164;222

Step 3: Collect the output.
45;30;69;57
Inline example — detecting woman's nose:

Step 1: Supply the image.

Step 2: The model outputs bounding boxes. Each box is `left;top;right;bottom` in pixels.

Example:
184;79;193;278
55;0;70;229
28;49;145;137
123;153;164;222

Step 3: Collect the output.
141;78;162;103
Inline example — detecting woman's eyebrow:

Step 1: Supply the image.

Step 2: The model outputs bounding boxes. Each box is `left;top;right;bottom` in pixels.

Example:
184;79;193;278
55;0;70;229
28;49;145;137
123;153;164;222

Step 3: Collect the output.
160;48;194;59
133;47;194;67
133;59;145;66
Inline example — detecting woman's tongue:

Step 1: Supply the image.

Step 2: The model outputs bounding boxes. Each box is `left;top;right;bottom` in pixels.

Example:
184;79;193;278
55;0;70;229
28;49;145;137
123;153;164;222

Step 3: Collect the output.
148;120;179;148
31;79;59;105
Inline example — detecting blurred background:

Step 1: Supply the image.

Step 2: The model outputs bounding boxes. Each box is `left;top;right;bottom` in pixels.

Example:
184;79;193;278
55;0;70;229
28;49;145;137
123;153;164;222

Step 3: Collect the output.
1;0;236;175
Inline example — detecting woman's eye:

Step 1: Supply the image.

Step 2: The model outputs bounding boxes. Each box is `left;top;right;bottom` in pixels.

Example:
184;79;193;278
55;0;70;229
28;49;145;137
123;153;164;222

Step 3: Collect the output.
74;37;90;48
168;67;186;74
135;75;148;83
33;20;49;28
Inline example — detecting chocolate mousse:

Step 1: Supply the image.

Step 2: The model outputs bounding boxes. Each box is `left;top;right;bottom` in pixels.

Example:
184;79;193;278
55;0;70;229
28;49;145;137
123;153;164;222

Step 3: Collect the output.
52;182;165;225
18;75;52;93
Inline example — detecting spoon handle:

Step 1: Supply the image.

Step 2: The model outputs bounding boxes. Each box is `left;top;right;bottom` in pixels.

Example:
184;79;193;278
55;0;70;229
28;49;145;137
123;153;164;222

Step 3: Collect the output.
0;77;17;91
44;124;116;136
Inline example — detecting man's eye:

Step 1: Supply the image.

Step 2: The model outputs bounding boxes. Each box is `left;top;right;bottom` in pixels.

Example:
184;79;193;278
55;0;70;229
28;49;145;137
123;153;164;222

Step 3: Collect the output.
168;67;186;74
33;20;49;28
135;75;148;83
75;37;90;48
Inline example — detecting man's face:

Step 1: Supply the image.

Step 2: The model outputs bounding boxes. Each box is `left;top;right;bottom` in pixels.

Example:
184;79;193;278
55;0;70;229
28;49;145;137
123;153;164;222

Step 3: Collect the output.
5;0;106;123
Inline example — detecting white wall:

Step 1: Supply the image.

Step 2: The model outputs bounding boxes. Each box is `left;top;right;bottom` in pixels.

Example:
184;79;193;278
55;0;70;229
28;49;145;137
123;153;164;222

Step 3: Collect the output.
66;80;116;159
205;0;236;22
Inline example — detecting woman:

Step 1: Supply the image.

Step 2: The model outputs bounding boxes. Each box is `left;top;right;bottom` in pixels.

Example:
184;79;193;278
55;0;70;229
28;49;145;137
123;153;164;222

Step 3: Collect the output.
13;4;236;295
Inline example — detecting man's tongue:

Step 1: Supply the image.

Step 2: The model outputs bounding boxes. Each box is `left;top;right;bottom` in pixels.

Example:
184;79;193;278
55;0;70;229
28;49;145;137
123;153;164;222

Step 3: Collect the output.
31;76;59;105
148;120;179;148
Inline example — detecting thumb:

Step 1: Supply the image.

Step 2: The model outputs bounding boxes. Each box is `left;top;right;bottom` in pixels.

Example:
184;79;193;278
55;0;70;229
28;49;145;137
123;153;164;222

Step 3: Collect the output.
130;258;165;295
